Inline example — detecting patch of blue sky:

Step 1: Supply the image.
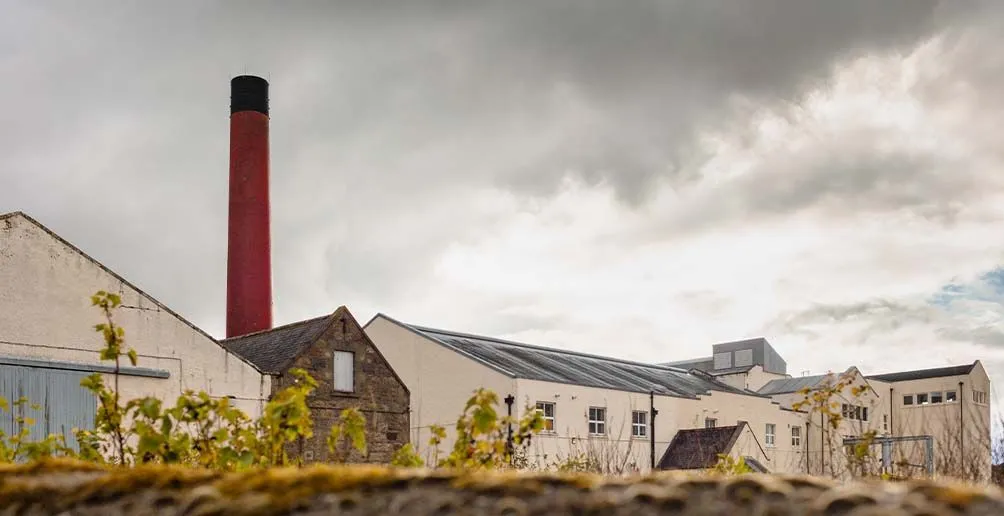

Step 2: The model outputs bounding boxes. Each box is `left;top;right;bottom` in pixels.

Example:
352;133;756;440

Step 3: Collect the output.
928;266;1004;310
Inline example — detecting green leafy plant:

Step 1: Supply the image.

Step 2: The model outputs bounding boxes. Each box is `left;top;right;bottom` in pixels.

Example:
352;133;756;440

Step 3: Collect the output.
426;388;544;470
327;407;368;462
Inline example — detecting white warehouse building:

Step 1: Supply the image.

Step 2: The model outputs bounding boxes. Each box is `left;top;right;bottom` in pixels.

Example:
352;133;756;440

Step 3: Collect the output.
365;313;992;481
0;212;270;447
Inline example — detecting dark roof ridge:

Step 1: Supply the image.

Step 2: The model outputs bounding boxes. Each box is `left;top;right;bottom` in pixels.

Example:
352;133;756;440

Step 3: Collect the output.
2;211;264;374
866;362;977;381
222;312;335;342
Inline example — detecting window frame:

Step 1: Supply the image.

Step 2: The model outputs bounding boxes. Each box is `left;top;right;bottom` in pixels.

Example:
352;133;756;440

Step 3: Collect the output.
930;391;943;404
791;425;801;447
332;350;355;393
705;417;717;429
946;390;958;402
631;410;648;438
765;423;776;447
535;401;556;432
916;393;929;405
588;407;606;436
903;394;914;406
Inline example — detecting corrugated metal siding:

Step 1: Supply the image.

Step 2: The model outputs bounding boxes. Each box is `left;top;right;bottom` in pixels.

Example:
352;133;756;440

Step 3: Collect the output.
0;365;96;453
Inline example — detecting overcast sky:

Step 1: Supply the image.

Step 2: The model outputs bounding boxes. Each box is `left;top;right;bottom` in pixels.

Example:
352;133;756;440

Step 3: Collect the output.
3;1;1004;399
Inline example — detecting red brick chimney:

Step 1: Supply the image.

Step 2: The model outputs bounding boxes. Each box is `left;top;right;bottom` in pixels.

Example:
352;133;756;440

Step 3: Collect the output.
226;75;273;338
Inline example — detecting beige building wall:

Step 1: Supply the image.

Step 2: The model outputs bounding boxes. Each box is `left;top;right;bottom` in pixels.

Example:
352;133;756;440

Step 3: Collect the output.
877;364;992;482
363;315;516;457
0;213;269;417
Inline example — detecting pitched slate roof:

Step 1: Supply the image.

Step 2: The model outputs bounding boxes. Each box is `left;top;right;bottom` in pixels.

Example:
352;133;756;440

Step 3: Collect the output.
377;315;759;399
866;363;977;383
221;314;332;374
657;423;746;470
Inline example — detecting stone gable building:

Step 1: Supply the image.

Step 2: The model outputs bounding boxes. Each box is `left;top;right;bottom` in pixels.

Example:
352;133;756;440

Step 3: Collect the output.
223;306;410;463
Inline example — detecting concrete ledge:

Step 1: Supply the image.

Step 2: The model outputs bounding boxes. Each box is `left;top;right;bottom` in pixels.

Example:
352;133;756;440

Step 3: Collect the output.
0;459;1003;515
0;356;170;379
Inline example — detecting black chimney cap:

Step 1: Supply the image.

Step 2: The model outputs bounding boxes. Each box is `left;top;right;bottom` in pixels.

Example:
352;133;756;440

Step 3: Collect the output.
231;75;269;116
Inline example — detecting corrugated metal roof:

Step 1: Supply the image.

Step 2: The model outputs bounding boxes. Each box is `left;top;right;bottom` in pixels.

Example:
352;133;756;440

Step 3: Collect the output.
402;322;759;399
867;363;976;383
221;315;332;374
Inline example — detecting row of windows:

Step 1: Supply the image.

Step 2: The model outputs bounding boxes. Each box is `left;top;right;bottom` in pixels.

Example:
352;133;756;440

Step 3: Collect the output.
710;418;797;448
536;402;650;438
841;403;868;422
903;390;956;406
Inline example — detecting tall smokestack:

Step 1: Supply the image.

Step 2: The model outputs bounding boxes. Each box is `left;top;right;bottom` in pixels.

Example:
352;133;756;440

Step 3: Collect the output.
226;75;273;338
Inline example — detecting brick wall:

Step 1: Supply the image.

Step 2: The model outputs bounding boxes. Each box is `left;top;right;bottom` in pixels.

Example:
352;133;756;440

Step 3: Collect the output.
272;307;410;464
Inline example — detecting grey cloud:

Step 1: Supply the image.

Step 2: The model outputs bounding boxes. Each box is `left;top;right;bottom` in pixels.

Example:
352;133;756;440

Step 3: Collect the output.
765;299;936;336
0;1;991;334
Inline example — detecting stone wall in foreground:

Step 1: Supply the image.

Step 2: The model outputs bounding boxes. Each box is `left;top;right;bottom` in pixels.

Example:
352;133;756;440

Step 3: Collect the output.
1;459;1003;515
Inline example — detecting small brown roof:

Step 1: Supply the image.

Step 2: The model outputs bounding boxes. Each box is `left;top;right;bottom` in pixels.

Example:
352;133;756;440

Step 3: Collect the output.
657;423;747;470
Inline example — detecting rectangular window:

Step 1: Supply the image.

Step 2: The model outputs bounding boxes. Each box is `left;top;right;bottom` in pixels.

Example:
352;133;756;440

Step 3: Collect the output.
916;393;928;405
535;402;555;432
588;407;606;435
632;411;648;438
705;417;717;428
734;349;754;367
854;406;862;421
862;407;868;422
931;392;943;404
946;391;957;402
883;414;888;432
765;423;776;447
333;351;354;392
791;426;801;447
841;403;849;419
713;352;732;370
903;395;913;406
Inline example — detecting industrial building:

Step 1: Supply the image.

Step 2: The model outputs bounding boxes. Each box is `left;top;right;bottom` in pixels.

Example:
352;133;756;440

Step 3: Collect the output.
0;73;993;480
365;314;992;480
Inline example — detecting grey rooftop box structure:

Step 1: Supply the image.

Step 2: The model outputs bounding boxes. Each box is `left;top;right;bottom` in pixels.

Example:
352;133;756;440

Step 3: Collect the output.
664;337;787;376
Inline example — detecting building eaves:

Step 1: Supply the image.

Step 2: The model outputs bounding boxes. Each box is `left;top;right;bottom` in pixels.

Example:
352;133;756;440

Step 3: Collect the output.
1;211;266;374
866;362;977;383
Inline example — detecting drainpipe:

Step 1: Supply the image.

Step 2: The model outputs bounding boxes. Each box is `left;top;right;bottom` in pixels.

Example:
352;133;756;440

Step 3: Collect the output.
805;421;810;473
821;412;825;475
889;387;893;436
650;390;659;471
504;394;515;462
959;381;965;473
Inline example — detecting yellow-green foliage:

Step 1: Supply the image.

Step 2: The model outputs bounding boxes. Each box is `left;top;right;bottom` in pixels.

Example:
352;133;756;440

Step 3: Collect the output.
0;291;545;472
709;454;753;476
426;388;544;470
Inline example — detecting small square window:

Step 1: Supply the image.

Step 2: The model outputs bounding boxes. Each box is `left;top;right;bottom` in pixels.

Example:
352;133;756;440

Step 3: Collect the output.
588;407;606;435
931;392;943;404
903;395;914;406
705;417;717;428
536;402;556;432
946;391;957;402
916;393;929;404
631;411;648;438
